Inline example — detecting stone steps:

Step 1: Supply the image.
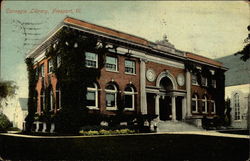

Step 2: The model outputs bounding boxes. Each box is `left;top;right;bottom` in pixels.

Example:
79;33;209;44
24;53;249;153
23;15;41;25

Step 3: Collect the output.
156;120;204;132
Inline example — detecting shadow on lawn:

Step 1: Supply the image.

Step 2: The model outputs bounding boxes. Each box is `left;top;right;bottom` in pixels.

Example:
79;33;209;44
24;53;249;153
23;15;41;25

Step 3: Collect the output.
0;133;249;161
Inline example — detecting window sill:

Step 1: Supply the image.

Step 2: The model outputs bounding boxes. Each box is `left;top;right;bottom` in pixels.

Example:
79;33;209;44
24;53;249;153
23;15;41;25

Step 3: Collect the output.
106;107;117;111
192;111;199;114
125;72;136;76
85;66;98;69
87;106;99;110
192;84;199;86
106;69;119;73
124;108;135;111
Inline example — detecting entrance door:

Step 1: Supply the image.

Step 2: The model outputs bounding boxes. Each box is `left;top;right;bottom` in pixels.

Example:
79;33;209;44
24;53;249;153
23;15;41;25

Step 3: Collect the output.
159;96;171;121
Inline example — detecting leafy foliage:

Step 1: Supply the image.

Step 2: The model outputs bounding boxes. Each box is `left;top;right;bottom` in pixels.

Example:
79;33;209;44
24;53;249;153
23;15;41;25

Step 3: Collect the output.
0;80;17;106
44;27;107;133
235;25;250;61
25;58;38;132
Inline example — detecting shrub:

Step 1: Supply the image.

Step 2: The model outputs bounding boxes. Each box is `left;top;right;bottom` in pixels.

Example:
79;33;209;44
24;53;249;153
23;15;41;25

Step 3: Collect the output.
0;113;12;132
79;128;135;136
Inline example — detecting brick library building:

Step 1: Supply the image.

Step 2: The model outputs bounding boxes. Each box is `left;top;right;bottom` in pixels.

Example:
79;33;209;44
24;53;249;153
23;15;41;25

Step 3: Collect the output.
26;17;227;132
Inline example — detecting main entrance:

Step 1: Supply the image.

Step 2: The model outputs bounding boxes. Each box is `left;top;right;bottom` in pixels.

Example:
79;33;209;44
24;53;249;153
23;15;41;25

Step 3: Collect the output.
159;77;174;121
146;71;187;121
159;96;171;121
157;76;185;121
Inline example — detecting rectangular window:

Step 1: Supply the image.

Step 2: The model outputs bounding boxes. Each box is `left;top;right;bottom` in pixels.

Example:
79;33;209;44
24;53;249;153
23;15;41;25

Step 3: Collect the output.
86;91;96;107
192;74;198;85
85;52;98;68
201;77;207;86
125;60;135;74
40;64;44;77
192;100;197;112
211;101;216;113
106;56;117;71
48;59;53;73
57;55;61;68
35;67;39;77
212;79;216;88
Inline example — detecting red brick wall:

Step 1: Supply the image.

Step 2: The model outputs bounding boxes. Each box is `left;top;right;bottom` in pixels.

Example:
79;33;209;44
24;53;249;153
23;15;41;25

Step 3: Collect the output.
191;84;216;117
98;55;140;115
34;54;140;115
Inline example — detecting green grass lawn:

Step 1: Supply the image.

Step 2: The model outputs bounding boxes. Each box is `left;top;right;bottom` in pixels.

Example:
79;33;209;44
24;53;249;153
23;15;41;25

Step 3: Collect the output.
0;133;249;161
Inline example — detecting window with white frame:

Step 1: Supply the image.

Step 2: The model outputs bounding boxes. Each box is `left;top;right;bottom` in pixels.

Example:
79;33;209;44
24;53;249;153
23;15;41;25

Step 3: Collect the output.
201;77;207;86
211;100;216;113
192;94;198;112
212;79;216;88
35;67;39;77
40;89;45;111
86;83;98;109
57;55;61;68
125;60;135;74
48;59;53;73
202;95;208;113
40;64;45;77
124;86;135;110
192;74;198;85
234;93;240;120
105;83;117;110
56;84;61;109
85;52;98;68
50;89;54;111
106;56;117;71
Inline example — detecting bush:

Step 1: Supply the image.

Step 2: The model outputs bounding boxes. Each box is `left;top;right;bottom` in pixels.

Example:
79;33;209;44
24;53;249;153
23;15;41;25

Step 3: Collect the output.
79;128;135;136
0;113;12;132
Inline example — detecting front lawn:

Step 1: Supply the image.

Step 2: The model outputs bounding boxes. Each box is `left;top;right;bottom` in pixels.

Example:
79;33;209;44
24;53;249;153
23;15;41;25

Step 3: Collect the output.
0;132;248;161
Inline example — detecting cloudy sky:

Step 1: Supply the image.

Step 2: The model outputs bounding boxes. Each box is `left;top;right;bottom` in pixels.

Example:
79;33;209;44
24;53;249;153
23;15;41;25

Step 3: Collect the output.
1;1;249;98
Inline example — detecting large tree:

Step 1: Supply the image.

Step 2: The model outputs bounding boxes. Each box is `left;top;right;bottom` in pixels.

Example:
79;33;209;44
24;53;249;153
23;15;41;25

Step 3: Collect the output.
235;25;250;61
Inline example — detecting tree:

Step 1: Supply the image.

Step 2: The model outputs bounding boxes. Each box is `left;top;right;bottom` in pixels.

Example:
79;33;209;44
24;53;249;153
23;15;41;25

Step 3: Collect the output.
235;25;250;61
0;80;17;132
0;113;12;132
0;80;17;109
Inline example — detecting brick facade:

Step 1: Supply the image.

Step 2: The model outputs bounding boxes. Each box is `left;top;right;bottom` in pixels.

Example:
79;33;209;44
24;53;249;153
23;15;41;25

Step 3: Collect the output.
27;17;227;130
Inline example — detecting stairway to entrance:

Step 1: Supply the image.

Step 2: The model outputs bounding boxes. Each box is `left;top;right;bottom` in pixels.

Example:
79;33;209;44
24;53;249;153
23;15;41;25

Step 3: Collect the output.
156;120;204;132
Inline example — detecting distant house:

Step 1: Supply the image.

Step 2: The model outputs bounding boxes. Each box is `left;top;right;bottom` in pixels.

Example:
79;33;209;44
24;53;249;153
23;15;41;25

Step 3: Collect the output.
216;54;250;129
13;98;28;130
2;97;28;130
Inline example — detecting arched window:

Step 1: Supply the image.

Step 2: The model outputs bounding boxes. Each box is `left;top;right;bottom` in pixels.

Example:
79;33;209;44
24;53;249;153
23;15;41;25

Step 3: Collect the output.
124;86;136;111
56;83;61;110
105;83;118;110
234;93;240;120
40;88;45;112
202;95;208;113
192;94;198;113
86;83;98;109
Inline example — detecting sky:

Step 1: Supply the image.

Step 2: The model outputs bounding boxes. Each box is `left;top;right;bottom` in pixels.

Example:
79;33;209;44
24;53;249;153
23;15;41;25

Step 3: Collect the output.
1;1;249;99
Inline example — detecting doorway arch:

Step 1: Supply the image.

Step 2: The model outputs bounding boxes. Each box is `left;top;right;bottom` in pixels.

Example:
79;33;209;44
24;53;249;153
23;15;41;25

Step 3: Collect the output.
156;71;177;121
